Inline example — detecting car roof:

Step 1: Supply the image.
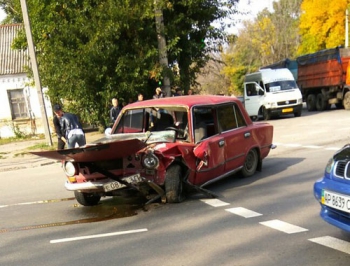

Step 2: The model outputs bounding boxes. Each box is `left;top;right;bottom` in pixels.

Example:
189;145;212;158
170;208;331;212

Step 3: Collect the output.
125;95;241;109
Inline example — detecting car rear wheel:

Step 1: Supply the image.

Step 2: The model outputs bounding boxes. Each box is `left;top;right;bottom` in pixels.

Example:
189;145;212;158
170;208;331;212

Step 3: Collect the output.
165;165;185;203
241;149;258;177
74;191;101;206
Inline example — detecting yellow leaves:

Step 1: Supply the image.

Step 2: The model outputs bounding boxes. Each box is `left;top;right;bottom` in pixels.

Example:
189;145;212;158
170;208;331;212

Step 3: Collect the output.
299;0;350;54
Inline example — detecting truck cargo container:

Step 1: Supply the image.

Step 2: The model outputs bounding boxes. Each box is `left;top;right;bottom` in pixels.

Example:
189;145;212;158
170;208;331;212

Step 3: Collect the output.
297;47;350;111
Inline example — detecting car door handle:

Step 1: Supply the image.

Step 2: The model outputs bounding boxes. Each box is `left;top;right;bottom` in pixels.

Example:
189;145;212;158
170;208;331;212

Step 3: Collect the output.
244;132;251;138
219;140;225;147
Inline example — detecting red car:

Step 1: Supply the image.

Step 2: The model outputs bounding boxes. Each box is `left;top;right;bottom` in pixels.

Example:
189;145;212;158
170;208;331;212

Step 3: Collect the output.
33;95;275;206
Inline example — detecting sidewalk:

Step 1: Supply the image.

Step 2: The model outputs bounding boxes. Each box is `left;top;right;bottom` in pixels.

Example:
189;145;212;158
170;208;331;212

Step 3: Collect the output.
0;131;105;172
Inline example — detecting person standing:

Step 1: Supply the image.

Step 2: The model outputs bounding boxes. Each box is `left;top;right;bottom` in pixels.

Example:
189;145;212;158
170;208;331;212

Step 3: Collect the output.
109;98;121;124
137;93;144;101
53;105;86;149
53;104;66;150
153;87;164;99
187;89;193;95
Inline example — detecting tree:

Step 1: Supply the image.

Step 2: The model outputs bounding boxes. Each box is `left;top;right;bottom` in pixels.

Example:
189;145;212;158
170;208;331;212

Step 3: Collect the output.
1;0;239;128
298;0;349;54
221;0;302;95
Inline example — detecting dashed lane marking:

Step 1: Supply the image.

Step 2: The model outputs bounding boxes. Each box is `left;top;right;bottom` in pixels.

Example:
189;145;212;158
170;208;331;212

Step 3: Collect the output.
309;236;350;255
200;199;230;207
274;143;341;151
50;228;148;244
260;219;308;234
225;207;262;218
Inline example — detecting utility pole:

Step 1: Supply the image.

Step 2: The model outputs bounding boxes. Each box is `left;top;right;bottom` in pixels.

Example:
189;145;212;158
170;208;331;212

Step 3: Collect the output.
346;8;349;48
154;0;171;97
20;0;53;146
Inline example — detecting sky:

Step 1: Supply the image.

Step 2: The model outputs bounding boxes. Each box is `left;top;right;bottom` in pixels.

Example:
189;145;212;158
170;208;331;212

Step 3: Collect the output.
0;0;273;31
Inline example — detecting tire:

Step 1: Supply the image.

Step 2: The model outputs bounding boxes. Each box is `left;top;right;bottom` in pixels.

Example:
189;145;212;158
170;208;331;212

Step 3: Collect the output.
165;165;185;203
241;149;258;177
307;94;316;111
74;191;101;206
316;93;327;111
335;102;344;109
294;110;301;117
262;107;270;120
343;91;350;110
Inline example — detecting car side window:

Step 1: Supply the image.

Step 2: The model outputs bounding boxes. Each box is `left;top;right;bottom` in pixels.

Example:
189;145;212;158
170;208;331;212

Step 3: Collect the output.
193;107;214;143
246;83;258;96
217;104;247;132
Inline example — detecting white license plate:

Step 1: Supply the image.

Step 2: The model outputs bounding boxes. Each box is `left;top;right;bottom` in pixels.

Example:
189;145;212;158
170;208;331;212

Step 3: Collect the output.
103;174;143;192
322;190;350;214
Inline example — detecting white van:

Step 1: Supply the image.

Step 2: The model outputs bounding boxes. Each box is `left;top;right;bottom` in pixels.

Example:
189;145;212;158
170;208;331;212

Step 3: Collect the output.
243;68;303;120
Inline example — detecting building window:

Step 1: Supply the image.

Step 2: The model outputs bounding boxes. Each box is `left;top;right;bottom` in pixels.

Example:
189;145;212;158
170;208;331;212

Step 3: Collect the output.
7;89;28;119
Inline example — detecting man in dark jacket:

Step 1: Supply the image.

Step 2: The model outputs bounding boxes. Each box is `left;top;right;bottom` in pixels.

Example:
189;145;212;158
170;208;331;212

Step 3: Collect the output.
109;98;121;125
53;107;66;150
53;104;86;149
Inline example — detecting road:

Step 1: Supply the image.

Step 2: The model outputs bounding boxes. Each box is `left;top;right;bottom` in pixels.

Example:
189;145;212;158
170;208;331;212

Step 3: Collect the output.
1;106;350;266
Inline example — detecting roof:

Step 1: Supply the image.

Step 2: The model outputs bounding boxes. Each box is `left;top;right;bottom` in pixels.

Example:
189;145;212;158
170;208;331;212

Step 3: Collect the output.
0;24;29;75
125;95;241;109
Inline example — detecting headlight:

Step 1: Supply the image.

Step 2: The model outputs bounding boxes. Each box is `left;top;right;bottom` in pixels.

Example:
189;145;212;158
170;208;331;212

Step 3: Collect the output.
297;98;303;104
142;151;159;169
325;158;334;174
64;161;78;176
266;102;276;108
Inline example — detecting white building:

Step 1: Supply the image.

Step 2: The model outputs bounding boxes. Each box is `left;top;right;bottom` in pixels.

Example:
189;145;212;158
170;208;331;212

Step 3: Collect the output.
0;24;53;138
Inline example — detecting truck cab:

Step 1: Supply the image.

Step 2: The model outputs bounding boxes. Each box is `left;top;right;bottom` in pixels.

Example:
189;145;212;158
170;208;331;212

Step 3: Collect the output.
243;68;303;120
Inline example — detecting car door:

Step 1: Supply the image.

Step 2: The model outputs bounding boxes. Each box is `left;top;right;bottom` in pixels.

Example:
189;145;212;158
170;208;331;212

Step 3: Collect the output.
192;107;225;186
244;82;263;117
217;104;252;173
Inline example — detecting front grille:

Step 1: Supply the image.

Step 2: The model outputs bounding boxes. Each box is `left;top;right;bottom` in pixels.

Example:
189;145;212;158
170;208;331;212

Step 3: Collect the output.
334;160;350;179
277;100;297;106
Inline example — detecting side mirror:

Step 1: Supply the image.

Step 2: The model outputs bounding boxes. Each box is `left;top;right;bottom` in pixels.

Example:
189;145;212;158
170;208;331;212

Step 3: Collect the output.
104;128;112;136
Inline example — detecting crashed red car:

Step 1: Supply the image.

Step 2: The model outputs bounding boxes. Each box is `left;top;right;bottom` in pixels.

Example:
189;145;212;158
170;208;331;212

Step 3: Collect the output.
32;95;275;206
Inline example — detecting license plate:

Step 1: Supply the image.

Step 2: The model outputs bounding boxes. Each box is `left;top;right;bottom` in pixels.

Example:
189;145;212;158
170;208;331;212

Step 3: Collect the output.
282;108;293;113
321;190;350;214
103;174;143;192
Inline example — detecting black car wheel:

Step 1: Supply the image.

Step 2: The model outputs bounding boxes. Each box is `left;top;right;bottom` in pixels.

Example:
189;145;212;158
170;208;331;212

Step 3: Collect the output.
307;94;316;111
241;149;258;177
74;191;101;206
165;165;185;203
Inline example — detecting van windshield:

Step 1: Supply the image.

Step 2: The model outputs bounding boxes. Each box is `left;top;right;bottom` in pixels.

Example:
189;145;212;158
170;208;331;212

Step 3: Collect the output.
265;80;297;92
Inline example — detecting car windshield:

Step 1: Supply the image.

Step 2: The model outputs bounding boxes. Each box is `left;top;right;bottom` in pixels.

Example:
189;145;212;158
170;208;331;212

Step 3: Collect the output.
265;80;297;92
113;107;188;141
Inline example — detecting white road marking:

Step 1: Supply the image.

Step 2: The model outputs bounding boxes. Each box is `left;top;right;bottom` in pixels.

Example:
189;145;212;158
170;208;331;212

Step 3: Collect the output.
273;143;341;151
325;147;341;151
50;228;148;244
200;199;230;207
309;236;350;255
302;145;322;149
225;207;262;218
259;219;308;234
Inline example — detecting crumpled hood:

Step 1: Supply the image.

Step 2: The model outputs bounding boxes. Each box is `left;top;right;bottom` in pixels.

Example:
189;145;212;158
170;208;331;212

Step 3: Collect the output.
31;133;149;162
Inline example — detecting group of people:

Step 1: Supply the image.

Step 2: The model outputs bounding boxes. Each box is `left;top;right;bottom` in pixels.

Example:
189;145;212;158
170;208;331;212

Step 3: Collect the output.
53;104;86;150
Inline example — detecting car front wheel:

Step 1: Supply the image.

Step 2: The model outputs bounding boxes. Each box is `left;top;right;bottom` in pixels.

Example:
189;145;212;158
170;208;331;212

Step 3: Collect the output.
241;149;258;177
165;165;185;203
74;191;101;206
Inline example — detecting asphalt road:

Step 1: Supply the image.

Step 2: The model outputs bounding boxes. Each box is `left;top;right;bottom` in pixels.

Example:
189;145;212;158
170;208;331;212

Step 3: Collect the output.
1;106;350;266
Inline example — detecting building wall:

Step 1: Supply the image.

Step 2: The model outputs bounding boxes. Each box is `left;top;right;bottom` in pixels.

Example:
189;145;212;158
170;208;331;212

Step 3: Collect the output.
0;73;54;138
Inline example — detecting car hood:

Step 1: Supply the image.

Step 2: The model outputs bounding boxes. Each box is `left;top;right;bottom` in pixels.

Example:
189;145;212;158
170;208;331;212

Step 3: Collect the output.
31;132;175;162
333;143;350;161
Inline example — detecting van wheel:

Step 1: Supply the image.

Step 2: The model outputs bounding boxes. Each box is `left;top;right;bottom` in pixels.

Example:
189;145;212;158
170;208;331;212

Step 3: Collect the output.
307;94;316;111
343;91;350;110
165;165;185;203
262;107;270;120
74;191;101;206
241;149;258;177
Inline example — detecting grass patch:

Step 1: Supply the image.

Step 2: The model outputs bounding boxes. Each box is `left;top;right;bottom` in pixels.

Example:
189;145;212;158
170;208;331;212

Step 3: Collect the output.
26;143;56;151
0;134;45;145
